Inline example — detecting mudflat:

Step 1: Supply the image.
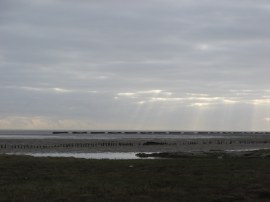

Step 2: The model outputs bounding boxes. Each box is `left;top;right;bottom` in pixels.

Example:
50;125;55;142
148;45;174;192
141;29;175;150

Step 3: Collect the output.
1;136;270;153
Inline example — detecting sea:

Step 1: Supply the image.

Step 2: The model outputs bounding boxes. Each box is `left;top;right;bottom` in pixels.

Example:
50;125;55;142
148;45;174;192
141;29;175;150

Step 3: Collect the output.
0;129;267;139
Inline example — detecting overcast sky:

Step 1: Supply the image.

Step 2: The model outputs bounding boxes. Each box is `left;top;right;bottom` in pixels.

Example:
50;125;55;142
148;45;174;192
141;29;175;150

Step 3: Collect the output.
1;0;270;130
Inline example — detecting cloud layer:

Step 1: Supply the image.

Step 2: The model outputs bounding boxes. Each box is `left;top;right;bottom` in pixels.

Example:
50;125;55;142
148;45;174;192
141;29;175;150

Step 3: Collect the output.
1;0;270;130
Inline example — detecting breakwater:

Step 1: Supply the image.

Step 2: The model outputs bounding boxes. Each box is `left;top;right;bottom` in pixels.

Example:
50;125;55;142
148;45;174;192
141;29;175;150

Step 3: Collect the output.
1;137;270;153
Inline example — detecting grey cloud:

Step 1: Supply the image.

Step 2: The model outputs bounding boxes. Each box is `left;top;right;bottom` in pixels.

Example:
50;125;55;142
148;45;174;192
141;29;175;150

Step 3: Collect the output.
1;0;270;130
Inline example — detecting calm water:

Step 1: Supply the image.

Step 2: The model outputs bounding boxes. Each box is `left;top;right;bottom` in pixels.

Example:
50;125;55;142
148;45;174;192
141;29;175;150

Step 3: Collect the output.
6;152;153;159
0;130;266;139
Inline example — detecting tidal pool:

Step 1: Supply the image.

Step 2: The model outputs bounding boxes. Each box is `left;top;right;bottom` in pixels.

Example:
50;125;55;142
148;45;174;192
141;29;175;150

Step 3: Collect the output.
6;152;154;159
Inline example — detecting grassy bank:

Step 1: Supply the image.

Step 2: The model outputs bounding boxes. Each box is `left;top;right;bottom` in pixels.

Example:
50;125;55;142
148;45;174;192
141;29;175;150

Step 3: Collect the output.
1;154;270;202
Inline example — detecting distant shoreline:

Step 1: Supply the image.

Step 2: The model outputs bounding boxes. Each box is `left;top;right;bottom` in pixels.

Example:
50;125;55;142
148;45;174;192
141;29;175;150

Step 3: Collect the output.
1;129;270;134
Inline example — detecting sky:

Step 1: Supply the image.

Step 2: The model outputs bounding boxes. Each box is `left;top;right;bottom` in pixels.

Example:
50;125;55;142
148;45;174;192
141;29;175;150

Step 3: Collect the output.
1;0;270;130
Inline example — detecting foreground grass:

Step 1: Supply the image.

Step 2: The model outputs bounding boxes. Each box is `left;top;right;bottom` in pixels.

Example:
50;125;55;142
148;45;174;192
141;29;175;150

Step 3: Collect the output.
1;155;270;202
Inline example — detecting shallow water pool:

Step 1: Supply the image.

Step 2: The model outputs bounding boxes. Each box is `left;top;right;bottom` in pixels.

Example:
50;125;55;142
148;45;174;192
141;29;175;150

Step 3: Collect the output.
6;152;154;159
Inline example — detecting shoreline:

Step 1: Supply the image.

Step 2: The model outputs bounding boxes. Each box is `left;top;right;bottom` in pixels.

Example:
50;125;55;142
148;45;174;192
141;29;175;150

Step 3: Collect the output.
4;148;270;160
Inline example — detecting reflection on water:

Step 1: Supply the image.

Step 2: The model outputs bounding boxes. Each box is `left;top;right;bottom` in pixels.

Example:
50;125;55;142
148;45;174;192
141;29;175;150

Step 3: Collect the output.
6;152;154;159
225;148;268;152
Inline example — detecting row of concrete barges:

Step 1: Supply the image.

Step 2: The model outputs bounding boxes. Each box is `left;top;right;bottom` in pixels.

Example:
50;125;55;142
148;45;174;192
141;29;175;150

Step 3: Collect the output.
52;131;270;135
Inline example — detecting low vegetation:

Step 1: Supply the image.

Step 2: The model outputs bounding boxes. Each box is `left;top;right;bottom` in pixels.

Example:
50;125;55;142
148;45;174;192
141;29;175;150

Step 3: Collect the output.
0;153;270;202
